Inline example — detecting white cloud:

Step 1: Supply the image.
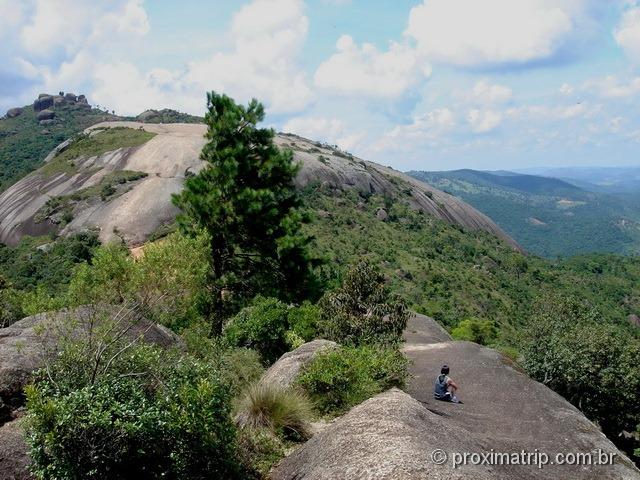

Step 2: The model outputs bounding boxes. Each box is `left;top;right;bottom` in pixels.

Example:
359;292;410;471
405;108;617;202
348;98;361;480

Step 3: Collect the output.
469;79;512;104
467;109;502;132
158;0;312;114
505;102;599;120
373;108;455;152
314;34;431;98
19;0;149;57
282;116;365;151
4;0;313;116
559;82;574;95
584;75;640;97
405;0;582;68
614;6;640;62
0;0;25;35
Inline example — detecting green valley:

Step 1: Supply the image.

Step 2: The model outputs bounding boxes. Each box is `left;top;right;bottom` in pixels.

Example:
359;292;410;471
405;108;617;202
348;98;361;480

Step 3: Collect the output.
408;169;640;258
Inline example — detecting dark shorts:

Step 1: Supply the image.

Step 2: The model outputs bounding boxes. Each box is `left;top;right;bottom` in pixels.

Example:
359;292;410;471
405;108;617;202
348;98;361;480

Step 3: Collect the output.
434;392;453;402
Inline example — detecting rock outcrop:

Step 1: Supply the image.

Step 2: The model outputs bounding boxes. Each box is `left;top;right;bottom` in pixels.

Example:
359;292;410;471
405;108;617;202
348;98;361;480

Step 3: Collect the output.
629;314;640;328
36;110;55;122
261;340;338;388
0;306;181;420
6;107;23;118
0;122;521;249
273;314;639;479
32;96;53;112
0;418;32;480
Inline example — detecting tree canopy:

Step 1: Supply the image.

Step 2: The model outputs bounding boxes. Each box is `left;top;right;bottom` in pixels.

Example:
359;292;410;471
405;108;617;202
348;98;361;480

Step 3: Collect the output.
172;92;314;334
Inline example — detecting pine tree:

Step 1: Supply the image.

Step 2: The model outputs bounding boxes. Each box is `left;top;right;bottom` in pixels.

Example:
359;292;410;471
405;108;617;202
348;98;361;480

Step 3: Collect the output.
172;92;314;335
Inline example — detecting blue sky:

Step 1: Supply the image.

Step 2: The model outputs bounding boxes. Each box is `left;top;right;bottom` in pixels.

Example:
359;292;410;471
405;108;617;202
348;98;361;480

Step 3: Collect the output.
2;0;640;171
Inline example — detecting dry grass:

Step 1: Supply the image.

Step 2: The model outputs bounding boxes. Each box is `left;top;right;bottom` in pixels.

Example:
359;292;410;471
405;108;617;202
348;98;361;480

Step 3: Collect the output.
234;382;313;440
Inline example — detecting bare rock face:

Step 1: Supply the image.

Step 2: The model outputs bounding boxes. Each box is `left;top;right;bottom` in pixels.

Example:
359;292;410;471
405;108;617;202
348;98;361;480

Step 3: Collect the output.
33;96;53;112
273;383;639;479
0;419;33;480
0;306;182;421
0;122;521;250
261;340;338;388
64;93;77;102
6;107;22;118
272;388;498;480
276;134;521;251
273;313;639;479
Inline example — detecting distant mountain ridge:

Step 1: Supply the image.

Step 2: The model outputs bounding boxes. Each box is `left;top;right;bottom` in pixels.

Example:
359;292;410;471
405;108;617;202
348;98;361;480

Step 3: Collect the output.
423;169;584;196
408;169;640;258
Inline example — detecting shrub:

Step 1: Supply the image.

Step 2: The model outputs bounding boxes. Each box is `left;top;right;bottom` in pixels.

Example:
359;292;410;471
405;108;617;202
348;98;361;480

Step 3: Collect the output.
450;317;497;345
0;287;24;327
182;321;265;396
520;296;640;460
236;427;286;480
234;382;313;441
24;307;242;479
220;348;266;396
297;345;408;415
287;301;321;342
318;261;409;346
26;352;240;479
224;296;290;364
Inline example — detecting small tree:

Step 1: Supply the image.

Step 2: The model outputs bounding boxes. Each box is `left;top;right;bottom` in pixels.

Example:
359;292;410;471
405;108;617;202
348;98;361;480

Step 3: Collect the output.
318;260;409;345
172;92;314;335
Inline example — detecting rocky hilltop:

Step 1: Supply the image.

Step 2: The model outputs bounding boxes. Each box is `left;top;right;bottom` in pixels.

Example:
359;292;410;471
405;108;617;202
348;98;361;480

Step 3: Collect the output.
0;122;520;250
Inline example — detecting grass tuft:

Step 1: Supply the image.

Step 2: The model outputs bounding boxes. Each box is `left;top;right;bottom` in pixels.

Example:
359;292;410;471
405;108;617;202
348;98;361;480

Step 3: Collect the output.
234;382;313;441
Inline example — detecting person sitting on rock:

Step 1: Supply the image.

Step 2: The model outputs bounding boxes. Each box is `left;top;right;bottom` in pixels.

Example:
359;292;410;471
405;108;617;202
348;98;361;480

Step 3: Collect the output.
434;365;462;403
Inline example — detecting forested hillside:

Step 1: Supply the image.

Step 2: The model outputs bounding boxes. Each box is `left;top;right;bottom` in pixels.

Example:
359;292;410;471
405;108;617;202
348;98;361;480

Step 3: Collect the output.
409;169;640;258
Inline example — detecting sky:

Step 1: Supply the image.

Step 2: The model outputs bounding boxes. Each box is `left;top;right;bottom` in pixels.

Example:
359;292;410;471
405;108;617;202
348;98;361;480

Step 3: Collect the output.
1;0;640;171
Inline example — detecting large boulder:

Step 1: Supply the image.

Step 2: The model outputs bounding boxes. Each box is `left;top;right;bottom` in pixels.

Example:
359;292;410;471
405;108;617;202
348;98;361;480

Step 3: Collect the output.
6;107;22;118
0;306;182;419
64;93;77;102
629;314;640;328
0;419;32;480
272;389;497;480
272;387;639;480
36;110;54;121
261;339;338;388
33;96;53;112
273;319;640;480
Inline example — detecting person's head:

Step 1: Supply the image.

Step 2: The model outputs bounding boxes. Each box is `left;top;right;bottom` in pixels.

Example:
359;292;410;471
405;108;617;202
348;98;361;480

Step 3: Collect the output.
441;365;450;375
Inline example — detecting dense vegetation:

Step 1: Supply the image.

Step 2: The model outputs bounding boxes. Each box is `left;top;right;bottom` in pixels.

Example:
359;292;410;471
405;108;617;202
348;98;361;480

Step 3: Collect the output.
409;169;640;258
0;102;120;192
41;126;155;177
137;108;203;124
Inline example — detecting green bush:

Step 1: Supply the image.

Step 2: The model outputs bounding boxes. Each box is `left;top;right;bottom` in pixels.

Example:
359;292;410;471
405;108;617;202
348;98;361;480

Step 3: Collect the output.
220;348;265;396
297;345;408;415
318;261;409;346
234;382;313;441
0;287;24;327
26;349;240;479
287;301;321;342
520;296;640;459
224;297;290;364
236;427;285;480
450;317;497;345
